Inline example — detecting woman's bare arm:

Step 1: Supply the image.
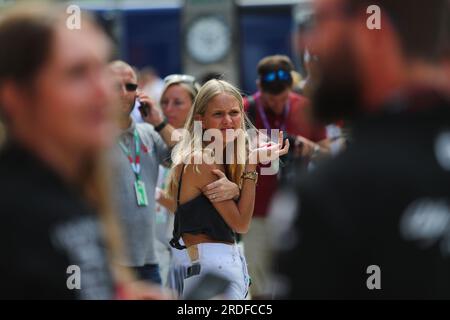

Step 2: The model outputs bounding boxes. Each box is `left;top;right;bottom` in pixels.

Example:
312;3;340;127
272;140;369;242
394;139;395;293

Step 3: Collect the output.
156;188;177;213
190;162;256;234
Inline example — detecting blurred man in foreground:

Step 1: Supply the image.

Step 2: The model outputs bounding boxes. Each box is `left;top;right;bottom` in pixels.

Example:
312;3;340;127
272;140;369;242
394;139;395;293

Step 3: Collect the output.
274;0;450;299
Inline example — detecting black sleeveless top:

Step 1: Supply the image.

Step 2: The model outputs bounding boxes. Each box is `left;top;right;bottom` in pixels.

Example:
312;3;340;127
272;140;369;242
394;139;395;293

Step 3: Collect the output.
169;164;236;250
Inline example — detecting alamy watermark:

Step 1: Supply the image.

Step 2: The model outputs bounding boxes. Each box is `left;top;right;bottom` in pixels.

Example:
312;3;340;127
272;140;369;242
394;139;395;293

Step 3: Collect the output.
66;264;81;290
367;5;381;30
366;265;381;290
66;5;81;30
170;122;286;176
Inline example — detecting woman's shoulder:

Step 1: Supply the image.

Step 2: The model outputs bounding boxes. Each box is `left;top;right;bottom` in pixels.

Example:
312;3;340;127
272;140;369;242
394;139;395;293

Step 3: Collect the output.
181;161;222;187
184;161;218;176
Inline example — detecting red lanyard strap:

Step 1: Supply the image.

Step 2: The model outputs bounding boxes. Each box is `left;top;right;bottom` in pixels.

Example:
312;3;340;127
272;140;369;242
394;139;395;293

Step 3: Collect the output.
119;129;141;180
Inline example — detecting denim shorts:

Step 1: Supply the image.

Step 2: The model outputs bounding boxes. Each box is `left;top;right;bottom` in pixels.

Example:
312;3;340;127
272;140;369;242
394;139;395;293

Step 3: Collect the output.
182;243;250;300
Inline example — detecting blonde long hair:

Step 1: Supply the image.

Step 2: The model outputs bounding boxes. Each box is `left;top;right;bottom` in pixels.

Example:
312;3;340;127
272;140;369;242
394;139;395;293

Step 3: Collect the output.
167;79;255;199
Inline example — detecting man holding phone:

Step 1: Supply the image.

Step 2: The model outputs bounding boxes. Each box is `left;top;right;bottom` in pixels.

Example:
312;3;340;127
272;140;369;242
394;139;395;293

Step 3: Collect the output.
108;61;177;285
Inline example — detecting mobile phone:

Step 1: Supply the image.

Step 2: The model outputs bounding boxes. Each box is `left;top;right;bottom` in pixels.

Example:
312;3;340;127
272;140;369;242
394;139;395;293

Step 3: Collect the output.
138;100;150;118
183;272;231;300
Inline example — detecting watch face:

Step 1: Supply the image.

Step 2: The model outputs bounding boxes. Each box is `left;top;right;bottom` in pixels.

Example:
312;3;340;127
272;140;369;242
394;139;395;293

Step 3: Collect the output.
186;16;231;64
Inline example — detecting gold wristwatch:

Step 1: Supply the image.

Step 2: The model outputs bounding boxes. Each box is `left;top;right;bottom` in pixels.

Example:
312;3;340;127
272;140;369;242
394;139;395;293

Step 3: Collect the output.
242;170;258;184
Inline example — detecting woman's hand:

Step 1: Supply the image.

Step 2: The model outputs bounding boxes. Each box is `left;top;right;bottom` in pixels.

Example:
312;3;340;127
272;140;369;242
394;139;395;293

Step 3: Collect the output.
155;187;177;212
249;131;290;165
202;169;240;202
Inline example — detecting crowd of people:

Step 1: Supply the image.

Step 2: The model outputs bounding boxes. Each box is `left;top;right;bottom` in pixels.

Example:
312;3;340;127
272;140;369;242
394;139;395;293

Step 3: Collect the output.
0;0;449;300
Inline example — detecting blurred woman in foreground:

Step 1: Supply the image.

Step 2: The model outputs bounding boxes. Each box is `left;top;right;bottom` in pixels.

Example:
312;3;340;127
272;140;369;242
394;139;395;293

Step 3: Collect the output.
0;4;158;299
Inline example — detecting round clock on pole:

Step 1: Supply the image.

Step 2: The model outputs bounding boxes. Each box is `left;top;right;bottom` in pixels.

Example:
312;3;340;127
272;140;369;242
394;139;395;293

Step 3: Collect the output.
182;0;239;86
186;15;232;64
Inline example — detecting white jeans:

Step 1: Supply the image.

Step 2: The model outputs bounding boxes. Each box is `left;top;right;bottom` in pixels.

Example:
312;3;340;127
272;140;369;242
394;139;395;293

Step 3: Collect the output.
182;243;250;300
167;239;190;297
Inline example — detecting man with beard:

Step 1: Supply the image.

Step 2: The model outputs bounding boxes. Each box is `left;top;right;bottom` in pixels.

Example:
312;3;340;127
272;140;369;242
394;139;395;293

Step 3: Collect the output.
273;0;450;299
109;61;176;285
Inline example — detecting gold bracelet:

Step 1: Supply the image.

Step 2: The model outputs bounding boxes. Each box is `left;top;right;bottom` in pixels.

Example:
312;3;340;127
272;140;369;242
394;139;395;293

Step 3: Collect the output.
242;171;258;184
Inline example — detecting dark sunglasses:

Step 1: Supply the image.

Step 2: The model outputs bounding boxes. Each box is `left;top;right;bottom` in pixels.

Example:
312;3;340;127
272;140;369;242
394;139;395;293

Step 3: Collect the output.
261;69;292;83
125;83;138;92
115;82;138;92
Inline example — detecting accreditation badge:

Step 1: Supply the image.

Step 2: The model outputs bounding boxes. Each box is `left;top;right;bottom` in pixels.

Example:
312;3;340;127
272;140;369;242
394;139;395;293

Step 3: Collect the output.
134;180;148;207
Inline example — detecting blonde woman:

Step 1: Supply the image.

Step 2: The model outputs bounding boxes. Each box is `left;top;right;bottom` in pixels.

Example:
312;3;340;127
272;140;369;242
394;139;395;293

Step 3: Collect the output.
167;79;289;299
155;74;201;292
156;75;245;296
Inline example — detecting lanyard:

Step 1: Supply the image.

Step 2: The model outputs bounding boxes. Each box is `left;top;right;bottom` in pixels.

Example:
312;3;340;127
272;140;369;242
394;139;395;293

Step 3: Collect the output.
160;167;170;189
255;92;290;131
119;129;141;180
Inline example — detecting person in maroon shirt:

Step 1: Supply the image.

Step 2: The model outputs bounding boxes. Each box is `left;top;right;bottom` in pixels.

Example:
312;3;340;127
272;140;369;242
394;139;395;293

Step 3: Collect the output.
243;55;328;298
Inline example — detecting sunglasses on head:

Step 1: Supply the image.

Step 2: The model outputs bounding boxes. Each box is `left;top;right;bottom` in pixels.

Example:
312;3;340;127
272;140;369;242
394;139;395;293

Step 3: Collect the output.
261;69;292;83
115;82;138;92
164;74;196;85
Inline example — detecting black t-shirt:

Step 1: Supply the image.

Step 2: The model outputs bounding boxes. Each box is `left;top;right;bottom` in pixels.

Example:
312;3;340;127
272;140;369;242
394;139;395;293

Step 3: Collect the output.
0;142;115;299
274;90;450;299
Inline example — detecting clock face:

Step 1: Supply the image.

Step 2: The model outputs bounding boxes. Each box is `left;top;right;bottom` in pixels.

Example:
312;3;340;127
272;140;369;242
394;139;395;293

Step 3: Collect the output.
186;16;231;64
